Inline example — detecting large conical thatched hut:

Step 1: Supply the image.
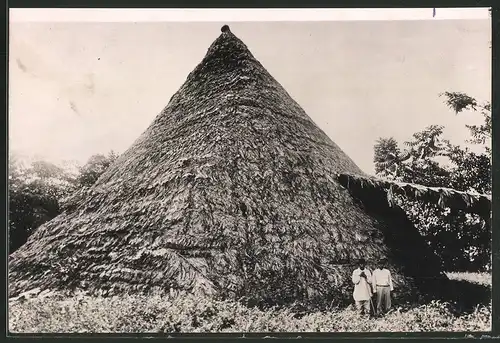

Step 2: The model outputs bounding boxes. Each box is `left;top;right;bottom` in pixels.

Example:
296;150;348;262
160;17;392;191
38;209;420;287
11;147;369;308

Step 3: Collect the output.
9;26;448;307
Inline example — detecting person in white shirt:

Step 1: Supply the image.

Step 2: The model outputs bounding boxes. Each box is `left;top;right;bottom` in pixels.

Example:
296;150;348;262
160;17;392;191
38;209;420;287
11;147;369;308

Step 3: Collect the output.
372;259;394;316
351;258;373;318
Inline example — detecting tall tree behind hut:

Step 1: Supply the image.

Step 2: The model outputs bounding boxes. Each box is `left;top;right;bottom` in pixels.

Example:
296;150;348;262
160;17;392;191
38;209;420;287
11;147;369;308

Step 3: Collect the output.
8;151;118;253
373;93;491;272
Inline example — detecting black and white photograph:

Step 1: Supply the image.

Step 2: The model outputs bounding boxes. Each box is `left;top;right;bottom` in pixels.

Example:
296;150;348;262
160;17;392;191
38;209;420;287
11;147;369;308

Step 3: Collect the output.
8;8;492;333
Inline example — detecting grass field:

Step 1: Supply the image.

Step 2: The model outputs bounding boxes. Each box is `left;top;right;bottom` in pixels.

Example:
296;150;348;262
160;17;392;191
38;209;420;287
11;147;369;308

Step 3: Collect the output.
9;272;491;333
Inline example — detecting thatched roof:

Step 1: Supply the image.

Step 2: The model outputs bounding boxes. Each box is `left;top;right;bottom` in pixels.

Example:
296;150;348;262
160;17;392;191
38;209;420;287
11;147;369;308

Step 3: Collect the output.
9;27;447;306
337;173;491;220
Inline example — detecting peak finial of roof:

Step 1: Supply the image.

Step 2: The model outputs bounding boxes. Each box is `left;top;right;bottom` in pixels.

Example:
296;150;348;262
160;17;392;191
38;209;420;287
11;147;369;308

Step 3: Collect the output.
221;25;231;33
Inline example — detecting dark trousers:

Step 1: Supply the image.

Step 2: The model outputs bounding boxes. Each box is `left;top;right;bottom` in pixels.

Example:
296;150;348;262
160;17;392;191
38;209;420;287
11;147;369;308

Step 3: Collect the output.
376;286;391;314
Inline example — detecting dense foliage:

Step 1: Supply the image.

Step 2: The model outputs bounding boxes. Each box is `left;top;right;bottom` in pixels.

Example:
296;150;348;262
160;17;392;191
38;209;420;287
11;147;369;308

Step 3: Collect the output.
373;93;491;272
8;156;76;253
9;272;491;333
77;152;118;187
8;151;118;253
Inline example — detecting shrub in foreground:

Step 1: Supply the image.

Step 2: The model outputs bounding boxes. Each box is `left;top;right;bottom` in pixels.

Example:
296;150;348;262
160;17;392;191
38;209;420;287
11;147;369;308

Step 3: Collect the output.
9;291;491;333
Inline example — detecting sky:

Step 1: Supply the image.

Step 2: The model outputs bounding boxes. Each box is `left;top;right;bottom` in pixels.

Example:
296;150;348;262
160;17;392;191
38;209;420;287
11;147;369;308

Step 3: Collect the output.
9;10;491;175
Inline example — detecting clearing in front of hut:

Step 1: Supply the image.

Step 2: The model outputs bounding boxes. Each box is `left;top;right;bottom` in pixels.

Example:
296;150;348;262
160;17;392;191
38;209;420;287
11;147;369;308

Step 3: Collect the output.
9;272;491;333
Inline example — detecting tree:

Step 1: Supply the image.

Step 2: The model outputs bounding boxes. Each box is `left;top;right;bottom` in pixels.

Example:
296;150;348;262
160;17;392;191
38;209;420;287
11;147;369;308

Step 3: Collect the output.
374;137;411;178
373;93;491;272
447;145;491;194
441;91;491;155
441;91;491;195
8;155;77;253
77;151;118;187
400;125;453;187
403;125;452;160
374;126;452;187
8;151;119;254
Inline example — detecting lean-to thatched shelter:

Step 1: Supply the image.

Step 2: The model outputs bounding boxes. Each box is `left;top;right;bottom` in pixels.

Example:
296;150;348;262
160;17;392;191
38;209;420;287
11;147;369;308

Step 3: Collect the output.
9;26;448;306
337;173;492;222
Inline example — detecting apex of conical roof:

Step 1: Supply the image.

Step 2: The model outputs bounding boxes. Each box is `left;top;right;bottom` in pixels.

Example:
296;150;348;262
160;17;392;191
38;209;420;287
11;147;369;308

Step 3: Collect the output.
187;26;259;81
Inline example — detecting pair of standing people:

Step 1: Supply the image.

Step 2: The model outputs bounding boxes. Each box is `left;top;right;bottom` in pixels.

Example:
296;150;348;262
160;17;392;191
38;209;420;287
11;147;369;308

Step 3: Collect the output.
351;258;393;318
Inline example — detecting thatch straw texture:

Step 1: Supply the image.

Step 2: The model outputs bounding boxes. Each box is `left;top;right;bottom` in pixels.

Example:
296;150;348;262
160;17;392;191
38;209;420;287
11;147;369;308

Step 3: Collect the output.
337;173;491;221
9;27;446;307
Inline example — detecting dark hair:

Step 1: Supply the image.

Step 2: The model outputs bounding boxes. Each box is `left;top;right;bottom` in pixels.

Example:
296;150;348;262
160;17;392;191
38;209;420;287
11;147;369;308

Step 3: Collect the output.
358;258;366;265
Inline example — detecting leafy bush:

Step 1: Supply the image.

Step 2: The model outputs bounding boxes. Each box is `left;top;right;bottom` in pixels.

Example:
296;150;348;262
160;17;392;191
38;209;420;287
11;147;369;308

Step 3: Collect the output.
395;196;490;272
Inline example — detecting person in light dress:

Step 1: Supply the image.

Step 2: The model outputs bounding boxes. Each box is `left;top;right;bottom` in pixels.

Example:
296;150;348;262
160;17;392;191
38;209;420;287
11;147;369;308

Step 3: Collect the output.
351;258;373;318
